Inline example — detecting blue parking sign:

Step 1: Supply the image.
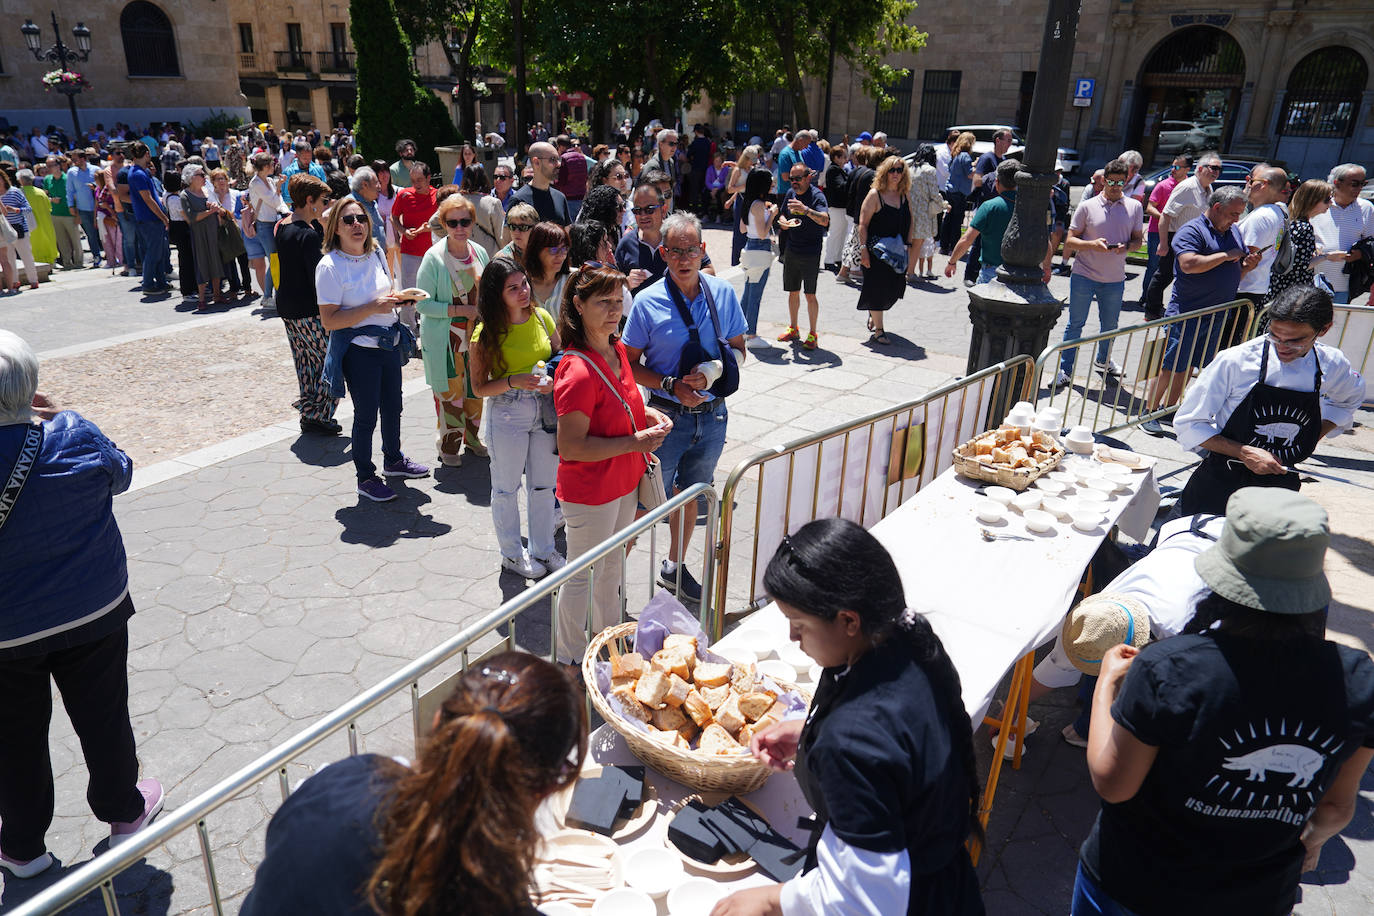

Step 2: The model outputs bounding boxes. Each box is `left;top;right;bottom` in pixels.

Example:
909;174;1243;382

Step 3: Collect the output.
1074;79;1095;100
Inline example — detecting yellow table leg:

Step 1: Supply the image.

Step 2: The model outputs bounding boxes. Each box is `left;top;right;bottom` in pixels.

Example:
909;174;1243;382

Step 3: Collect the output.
968;650;1036;865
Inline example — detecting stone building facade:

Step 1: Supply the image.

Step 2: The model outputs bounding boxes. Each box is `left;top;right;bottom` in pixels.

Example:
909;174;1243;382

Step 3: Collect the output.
711;0;1373;178
0;0;248;133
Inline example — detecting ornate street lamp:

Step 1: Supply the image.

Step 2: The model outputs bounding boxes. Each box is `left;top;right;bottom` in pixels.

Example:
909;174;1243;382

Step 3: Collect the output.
20;11;94;140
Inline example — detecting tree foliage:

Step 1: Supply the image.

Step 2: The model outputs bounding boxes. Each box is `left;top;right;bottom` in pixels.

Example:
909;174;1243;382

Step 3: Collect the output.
351;0;459;165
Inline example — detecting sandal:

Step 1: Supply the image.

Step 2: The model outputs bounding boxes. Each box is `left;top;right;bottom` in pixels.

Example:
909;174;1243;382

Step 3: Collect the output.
866;316;874;332
873;331;892;345
803;333;818;350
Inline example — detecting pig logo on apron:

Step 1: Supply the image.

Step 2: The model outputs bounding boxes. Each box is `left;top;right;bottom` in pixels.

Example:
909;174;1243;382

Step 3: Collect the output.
1247;405;1313;465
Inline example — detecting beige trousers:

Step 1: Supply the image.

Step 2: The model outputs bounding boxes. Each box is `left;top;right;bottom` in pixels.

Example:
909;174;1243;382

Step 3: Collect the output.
556;489;639;664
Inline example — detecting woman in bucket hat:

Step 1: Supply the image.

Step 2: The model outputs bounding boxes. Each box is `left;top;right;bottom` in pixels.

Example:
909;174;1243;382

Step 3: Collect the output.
1072;488;1374;916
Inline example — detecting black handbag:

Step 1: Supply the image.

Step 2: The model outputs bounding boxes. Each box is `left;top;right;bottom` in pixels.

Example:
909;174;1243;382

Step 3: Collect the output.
665;275;740;399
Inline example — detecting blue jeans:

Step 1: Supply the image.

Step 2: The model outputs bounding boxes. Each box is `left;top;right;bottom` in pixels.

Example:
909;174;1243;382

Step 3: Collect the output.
1073;674;1096;738
740;238;772;335
1140;230;1160;297
134;219;169;291
116;209;139;269
655;399;729;493
1059;274;1125;375
341;343;404;482
255;219;279;298
75;209;103;264
1071;862;1141;916
977;264;998;284
488;390;558;560
1333;288;1350;305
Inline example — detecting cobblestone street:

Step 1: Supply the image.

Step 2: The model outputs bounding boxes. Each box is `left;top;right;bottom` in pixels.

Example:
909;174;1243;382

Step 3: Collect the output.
2;230;1372;914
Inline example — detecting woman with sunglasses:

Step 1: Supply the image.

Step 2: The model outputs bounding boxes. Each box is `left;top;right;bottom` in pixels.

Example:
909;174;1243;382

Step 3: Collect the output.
496;201;538;267
240;652;586;916
552;264;671;663
316;199;429;503
470;257;563;579
524;221;571;320
416;194;491;467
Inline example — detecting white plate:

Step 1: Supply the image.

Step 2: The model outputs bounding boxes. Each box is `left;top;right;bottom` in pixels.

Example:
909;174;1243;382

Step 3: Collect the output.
542;765;659;840
593;887;656;916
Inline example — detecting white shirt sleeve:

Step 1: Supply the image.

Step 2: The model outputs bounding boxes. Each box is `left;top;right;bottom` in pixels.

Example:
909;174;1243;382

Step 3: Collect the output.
1173;346;1242;454
1317;344;1367;436
779;825;910;916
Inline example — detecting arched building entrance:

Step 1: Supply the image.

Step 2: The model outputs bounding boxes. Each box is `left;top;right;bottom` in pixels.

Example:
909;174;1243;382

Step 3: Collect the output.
1274;47;1370;178
1131;26;1245;164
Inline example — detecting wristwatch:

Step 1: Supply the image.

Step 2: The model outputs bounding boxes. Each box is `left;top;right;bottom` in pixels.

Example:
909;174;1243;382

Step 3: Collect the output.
661;375;678;396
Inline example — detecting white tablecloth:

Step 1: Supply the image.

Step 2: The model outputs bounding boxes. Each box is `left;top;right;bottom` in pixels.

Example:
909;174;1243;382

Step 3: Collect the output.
571;455;1160;910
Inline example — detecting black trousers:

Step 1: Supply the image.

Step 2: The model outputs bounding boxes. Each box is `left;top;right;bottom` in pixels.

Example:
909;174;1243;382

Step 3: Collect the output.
1144;248;1175;321
0;624;143;860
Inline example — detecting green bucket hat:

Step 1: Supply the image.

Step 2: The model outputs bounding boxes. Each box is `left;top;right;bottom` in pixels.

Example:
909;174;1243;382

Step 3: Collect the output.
1194;488;1331;615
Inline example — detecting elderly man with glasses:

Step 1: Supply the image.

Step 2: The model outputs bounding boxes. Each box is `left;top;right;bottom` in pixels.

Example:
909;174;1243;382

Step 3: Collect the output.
348;166;388;252
1145;151;1223;320
644;129;681;200
776;163;830;349
622;212;745;603
1312;162;1373;304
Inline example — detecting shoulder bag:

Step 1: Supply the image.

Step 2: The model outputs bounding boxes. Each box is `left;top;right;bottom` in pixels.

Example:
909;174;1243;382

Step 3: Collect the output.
561;350;666;509
665;275;740;398
0;424;44;534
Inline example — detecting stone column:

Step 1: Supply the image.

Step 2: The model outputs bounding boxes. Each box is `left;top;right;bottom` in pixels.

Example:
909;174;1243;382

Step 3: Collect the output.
267;85;287;131
1243;10;1296;143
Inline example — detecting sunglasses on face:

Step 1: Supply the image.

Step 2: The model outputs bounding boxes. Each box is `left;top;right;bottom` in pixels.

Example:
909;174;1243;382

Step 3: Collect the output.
789;176;808;183
494;173;513;180
664;247;700;259
445;217;474;228
1200;164;1221;172
339;213;367;226
547;246;568;255
507;222;533;231
1104;179;1126;187
663;141;678;147
630;204;660;215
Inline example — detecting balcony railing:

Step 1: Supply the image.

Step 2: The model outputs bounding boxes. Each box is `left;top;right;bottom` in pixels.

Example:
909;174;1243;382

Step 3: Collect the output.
238;52;258;71
276;50;313;73
318;50;356;73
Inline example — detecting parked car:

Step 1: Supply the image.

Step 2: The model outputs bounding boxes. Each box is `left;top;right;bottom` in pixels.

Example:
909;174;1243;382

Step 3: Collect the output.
945;124;1081;175
1155;120;1211;157
1136;158;1279;223
1361;178;1374;203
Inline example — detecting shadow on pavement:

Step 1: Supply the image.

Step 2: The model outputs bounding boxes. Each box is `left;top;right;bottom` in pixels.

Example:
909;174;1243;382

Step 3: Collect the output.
0;856;172;915
335;485;452;547
863;333;927;361
1300;767;1374;890
290;432;353;468
430;457;493;507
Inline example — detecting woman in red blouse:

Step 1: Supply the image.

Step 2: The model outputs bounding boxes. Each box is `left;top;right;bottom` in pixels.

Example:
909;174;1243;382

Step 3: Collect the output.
552;263;672;664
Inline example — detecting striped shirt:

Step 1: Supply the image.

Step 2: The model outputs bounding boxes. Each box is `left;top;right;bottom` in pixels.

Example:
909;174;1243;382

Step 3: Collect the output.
1312;197;1374;294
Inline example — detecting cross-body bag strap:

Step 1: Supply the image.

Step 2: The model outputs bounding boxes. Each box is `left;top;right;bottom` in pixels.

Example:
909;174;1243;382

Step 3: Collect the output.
562;350;651;469
664;274;705;349
0;424;44;534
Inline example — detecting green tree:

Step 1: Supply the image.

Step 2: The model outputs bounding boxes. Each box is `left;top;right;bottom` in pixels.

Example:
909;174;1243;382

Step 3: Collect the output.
733;0;927;127
394;0;506;144
351;0;459;166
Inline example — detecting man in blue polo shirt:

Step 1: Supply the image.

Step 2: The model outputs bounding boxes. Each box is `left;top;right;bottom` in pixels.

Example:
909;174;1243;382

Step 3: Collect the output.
623;212;746;602
66;149;104;267
1143;185;1261;434
126;141;171;294
282;140;328;180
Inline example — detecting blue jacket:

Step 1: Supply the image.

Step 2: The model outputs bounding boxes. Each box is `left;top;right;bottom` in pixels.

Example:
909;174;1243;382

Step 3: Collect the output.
0;412;132;652
321;324;413;398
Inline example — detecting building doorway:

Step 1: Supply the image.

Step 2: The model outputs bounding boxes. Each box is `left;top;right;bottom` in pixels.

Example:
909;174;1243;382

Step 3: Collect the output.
1274;46;1369;179
1132;26;1245;164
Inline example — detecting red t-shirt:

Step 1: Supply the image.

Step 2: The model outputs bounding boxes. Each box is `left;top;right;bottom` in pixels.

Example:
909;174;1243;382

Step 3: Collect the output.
553;342;649;505
393;186;438;256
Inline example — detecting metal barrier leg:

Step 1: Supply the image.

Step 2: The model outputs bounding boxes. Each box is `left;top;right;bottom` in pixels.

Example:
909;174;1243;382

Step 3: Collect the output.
98;879;121;916
196;819;225;916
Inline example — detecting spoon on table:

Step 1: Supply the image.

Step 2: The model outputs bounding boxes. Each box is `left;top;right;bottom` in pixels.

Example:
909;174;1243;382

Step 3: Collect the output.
980;528;1032;542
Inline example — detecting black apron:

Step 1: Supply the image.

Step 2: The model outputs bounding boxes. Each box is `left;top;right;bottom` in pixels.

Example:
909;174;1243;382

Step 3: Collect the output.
1177;341;1322;517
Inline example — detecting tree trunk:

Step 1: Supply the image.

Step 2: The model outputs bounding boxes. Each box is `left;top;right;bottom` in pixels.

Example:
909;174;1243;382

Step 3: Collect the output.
453;6;482;142
770;19;811;126
590;89;613;145
511;0;529;154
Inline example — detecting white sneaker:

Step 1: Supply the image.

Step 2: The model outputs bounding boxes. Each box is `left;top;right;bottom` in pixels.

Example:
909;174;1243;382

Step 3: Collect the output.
745;334;770;350
554;504;565;531
536;551;567;572
1093;358;1125;379
501;551;547;579
261;295;274;309
1051;369;1072;391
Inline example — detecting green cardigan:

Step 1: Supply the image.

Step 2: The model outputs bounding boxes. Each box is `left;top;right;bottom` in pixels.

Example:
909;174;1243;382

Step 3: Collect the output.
414;238;491;392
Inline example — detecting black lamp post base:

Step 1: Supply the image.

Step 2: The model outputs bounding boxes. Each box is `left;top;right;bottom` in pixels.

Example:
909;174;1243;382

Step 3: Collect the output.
965;280;1061;421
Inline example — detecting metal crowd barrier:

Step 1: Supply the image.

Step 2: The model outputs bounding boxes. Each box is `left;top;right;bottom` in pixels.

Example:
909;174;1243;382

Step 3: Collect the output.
1030;299;1255;436
1254;302;1374;401
708;357;1035;638
8;484;719;916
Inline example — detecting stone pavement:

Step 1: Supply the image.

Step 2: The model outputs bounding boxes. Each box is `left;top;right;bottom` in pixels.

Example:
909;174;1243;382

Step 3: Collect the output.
2;232;1373;914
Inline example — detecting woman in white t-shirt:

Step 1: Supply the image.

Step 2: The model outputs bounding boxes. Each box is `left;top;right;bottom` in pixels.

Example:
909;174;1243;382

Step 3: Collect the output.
247;152;286;305
315;198;430;503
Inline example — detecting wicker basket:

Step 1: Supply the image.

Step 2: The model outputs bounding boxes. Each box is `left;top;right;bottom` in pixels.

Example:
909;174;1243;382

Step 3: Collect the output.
584;621;809;794
951;434;1065;491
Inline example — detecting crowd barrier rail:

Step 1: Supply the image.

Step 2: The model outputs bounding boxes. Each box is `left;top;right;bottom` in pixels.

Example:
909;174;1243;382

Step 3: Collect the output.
1254;302;1374;402
1029;299;1255;437
709;356;1035;638
9;484;719;916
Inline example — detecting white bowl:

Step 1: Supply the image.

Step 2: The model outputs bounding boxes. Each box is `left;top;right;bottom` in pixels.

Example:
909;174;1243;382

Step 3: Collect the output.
984;486;1016;506
593;887;656;916
1072;511;1106;532
1080;476;1116;498
1038;405;1064;421
668;878;729;916
1012;491;1042;513
732;629;779;659
1047;470;1077;487
757;659;797;684
624;847;684;897
1013;400;1036;415
1074;496;1110;516
538;904;582;916
1034;478;1066;497
1023;509;1057;533
776;642;812;669
715;646;758;669
975;500;1007;523
1040;496;1071;520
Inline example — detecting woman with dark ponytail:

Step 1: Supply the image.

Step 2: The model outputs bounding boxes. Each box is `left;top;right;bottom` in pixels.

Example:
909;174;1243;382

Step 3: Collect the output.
240;651;586;916
712;517;985;916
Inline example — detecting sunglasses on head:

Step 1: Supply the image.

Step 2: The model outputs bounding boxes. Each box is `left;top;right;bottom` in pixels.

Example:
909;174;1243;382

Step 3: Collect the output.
445;217;474;228
339;213;367;226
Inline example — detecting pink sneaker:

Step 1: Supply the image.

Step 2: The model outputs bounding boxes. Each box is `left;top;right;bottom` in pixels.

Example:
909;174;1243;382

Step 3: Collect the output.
0;850;55;878
108;778;165;847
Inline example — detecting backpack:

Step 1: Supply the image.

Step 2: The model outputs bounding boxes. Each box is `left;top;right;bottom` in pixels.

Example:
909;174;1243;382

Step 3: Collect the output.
1271;204;1294;277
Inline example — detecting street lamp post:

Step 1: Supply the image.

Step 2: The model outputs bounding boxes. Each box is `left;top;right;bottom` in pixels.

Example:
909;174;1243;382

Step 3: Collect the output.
20;11;94;141
965;0;1082;413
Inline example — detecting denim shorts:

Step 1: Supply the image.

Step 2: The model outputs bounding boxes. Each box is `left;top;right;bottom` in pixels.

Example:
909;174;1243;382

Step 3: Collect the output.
1160;307;1226;372
243;228;267;259
653;399;728;493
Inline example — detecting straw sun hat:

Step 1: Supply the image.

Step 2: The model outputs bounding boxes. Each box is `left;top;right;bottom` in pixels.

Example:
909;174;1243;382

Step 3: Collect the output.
1061;592;1152;675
